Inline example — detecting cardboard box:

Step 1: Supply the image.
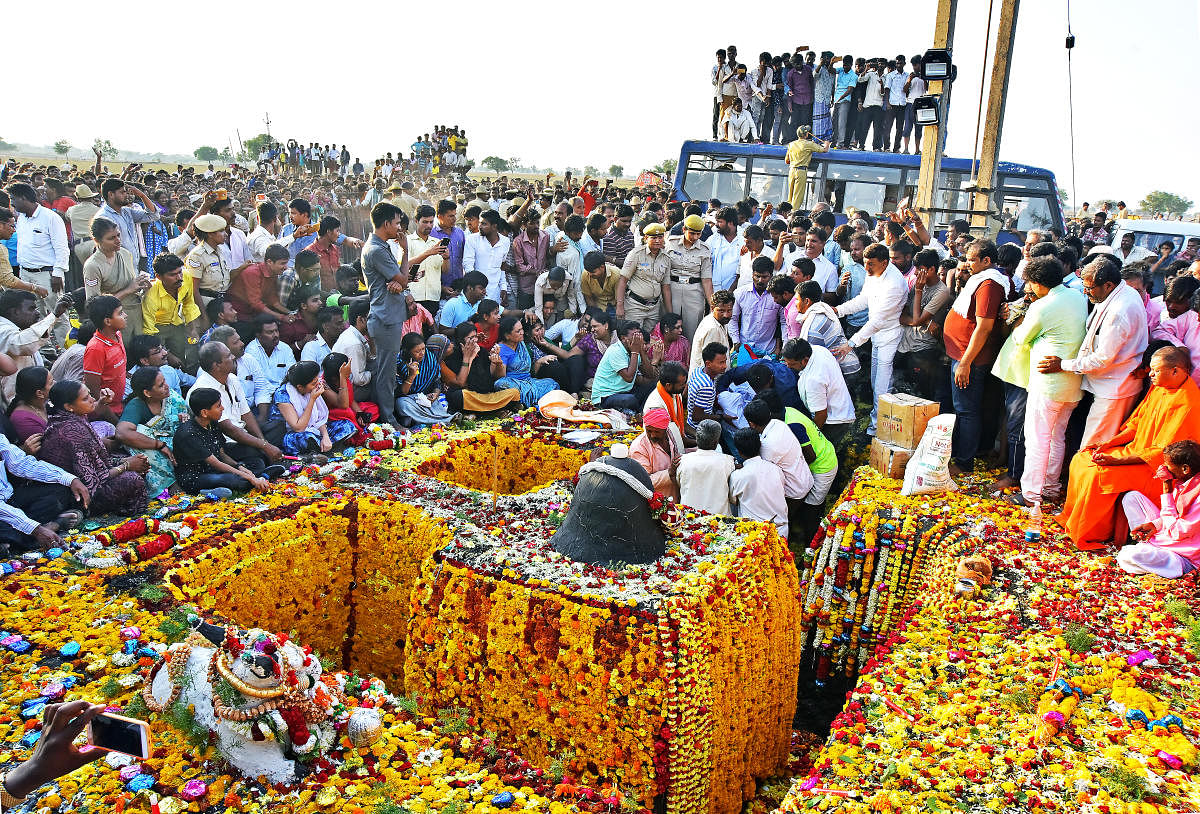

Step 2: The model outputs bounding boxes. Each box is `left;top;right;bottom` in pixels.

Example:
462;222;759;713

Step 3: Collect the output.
876;394;940;449
870;438;913;479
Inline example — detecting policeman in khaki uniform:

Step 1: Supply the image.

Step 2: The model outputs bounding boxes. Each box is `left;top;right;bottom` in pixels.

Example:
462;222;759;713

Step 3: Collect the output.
666;214;715;338
183;213;231;312
617;222;672;333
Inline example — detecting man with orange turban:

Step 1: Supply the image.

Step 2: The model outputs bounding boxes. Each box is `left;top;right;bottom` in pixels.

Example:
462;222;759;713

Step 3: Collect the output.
1057;346;1200;549
630;408;681;501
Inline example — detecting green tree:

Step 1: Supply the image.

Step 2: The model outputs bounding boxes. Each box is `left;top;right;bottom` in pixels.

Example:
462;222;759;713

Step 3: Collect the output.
238;133;272;164
481;156;510;174
53;139;71;157
608;164;624;179
652;158;678;178
219;147;232;164
1140;190;1194;218
0;137;14;151
193;146;221;162
92;138;118;160
583;165;599;177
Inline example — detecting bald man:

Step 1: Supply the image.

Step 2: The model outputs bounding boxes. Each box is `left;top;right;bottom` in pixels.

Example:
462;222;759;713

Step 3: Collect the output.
1057;346;1200;549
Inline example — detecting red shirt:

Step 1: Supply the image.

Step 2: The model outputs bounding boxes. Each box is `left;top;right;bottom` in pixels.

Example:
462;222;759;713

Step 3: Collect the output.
228;262;282;319
943;279;1004;366
82;331;127;410
307;238;342;290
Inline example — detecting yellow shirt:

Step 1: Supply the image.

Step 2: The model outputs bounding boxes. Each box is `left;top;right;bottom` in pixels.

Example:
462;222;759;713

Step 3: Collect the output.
785;137;827;170
581;263;621;309
142;279;201;333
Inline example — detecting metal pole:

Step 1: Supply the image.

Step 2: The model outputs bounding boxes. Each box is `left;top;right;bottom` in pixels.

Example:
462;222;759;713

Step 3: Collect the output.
914;0;958;227
969;0;1021;236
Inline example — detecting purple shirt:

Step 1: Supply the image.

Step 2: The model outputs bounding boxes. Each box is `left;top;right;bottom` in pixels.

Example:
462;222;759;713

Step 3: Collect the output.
512;230;549;294
430;224;465;285
787;63;814;106
730;284;785;355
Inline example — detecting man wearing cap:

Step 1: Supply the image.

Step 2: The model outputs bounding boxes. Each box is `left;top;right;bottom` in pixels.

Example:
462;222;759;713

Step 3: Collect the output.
618;223;672;333
66;185;102;264
785;127;830;211
666;215;714;338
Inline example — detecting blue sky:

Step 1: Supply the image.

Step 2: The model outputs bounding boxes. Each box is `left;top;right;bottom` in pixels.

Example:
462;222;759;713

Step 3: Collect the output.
8;0;1197;210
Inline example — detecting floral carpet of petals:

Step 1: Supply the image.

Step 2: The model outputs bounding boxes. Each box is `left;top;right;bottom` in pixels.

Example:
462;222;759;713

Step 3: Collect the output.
778;467;1200;814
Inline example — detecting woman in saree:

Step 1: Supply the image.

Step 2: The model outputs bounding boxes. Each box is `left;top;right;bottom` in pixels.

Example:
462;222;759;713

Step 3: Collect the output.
396;332;458;426
489;316;557;408
115;366;190;498
320;352;378;444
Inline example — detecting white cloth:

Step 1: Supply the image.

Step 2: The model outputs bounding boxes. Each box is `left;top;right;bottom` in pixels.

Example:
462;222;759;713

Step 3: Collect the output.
15;204;69;276
835;263;907;347
951;268;1009;317
811;254;838;293
677;448;737;516
332;325;372;386
463;232;511;301
219;227;252;271
1080;393;1140;449
721;108;758;142
1061;282;1148;399
300;336;334;364
194;370;251;431
1118;492;1193;578
730;456;789;535
796;345;855;424
759;418;814;500
283;382;329;434
246;225;284;264
1021;392;1074;505
245;338;296;389
805;466;838;506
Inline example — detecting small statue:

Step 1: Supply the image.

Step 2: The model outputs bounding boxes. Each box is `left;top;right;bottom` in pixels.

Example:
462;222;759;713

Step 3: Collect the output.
552;444;667;565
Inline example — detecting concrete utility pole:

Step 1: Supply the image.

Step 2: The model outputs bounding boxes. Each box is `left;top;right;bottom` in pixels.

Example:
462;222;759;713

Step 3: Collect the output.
969;0;1021;234
913;0;957;224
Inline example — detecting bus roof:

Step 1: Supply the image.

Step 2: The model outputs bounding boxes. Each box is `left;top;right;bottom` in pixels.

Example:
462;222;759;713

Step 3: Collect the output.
677;139;1058;182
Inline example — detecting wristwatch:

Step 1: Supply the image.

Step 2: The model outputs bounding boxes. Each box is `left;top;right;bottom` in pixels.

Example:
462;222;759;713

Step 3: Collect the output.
1;771;26;806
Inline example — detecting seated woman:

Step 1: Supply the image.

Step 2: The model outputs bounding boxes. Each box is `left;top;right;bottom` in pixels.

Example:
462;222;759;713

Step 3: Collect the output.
320;353;378;444
649;313;690;368
269;361;357;455
490;315;558;408
40;380;150;517
440;322;520;415
525;315;586;394
574;308;615;388
395;332;458;426
115;366;190;498
8;366;53;448
1118;440;1200;578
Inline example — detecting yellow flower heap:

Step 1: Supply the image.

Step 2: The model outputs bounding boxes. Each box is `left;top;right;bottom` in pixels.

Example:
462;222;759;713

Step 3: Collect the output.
777;467;1200;813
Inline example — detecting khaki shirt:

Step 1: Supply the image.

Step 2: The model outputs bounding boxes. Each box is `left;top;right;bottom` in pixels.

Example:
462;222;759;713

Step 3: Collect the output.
184;241;230;293
665;236;713;284
620;246;671;301
581;264;621;309
397;193;419;219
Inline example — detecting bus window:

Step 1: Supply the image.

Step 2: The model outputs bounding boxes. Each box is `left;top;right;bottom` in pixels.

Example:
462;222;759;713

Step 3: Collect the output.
1001;195;1054;232
682;154;747;204
748;157;789;207
997;174;1051;192
825;162;902;217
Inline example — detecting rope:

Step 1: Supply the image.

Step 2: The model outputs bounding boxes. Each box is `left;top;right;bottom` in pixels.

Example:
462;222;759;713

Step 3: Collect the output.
970;0;998;189
577;461;654;501
1065;0;1078;218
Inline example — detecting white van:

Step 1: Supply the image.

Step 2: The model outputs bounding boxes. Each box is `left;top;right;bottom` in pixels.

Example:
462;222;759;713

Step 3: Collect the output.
1107;218;1200;254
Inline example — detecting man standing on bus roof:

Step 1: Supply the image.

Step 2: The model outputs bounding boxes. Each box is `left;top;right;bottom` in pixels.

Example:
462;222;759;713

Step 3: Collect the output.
667;215;715;339
784;126;830;211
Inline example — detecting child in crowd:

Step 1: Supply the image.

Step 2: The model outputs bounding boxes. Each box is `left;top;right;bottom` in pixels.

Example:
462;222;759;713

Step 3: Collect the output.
1119;440;1200;578
173;387;271;495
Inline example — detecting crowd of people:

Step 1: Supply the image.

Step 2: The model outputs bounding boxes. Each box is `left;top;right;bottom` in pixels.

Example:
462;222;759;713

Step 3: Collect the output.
712;43;929;152
0;141;1197;581
254;126;470;182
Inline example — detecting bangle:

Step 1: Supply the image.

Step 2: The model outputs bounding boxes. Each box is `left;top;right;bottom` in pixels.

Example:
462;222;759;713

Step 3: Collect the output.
1;772;26;806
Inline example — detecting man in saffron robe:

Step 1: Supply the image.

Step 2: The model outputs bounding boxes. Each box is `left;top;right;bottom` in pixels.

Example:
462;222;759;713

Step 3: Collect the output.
630;408;681;502
1057;346;1200;550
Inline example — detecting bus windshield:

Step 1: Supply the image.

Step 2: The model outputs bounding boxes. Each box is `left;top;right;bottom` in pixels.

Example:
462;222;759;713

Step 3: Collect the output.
672;141;1064;241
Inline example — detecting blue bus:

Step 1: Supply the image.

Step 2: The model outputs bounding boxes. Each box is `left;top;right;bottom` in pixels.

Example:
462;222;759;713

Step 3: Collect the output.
671;140;1064;241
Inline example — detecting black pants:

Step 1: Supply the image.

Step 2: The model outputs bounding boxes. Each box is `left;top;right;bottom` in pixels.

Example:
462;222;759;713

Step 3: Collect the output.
223;443;267;474
599;381;654;412
193;472;254;493
790;102;813;134
884;106;904;150
857;106;885;150
712;99;721;139
536;355;587;394
0;482;75;550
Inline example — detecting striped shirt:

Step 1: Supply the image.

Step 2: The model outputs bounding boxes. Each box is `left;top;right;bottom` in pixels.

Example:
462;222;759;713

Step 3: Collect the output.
602;228;635;268
686;366;716;429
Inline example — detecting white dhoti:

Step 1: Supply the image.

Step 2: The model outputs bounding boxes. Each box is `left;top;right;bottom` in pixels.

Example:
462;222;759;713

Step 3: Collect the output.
1117;491;1194;578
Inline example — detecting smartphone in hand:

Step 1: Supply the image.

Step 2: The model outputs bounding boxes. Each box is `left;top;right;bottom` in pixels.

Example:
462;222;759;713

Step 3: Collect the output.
87;712;152;760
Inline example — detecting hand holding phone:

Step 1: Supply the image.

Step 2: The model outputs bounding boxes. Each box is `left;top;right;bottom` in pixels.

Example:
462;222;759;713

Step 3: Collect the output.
87;711;152;760
2;702;108;799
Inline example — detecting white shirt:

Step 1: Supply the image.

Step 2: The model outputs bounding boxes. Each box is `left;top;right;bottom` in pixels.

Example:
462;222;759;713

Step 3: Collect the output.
463;232;512;301
835;263;908;347
729;456;789;534
905;73;928;103
301;335;334;364
15;204;69;276
883;70;908;106
245;338;296;389
219;226;252;271
736;248;770;290
862;70;883;107
332;324;371;386
1113;245;1154;265
677;448;737;516
194;369;252;431
706;231;744;290
796;345;856;424
722;107;758;142
236;354;272;407
759;418;814;500
1061;281;1148;399
168;231;194;258
406;232;444;303
246;224;286;264
810;253;838;293
534;271;586;317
